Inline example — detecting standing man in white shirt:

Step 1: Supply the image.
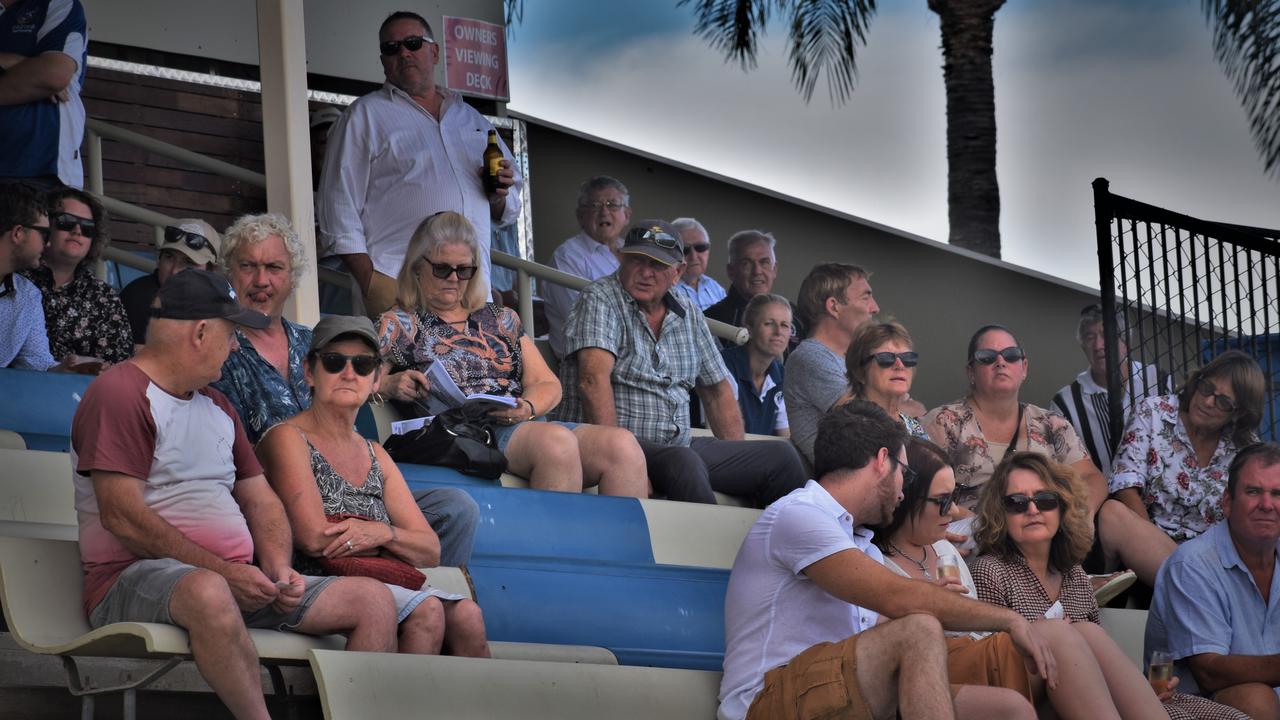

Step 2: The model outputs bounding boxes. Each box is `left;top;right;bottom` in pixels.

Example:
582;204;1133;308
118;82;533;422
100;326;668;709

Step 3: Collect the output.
318;10;522;317
543;175;631;358
673;217;726;311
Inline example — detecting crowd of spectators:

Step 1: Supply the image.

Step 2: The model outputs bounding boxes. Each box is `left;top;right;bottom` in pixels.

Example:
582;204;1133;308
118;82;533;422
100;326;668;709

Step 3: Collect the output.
5;5;1278;718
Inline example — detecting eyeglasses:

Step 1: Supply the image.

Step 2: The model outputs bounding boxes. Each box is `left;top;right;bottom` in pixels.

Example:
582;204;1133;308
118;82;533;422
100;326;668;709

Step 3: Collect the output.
889;454;918;486
682;244;710;255
925;491;956;516
163;226;217;259
424;261;478;280
580;200;627;211
24;224;51;243
642;228;679;249
953;482;981;505
1003;491;1062;514
317;352;379;377
379;35;434;56
971;347;1026;365
53;212;98;238
863;351;919;368
1195;379;1237;413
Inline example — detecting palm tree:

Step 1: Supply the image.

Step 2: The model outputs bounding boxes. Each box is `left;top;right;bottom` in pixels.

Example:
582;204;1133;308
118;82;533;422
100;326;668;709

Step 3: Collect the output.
678;0;1006;257
1202;0;1280;179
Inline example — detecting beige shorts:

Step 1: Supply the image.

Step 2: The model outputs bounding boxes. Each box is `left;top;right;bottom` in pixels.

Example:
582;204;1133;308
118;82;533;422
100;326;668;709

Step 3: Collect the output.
746;635;875;720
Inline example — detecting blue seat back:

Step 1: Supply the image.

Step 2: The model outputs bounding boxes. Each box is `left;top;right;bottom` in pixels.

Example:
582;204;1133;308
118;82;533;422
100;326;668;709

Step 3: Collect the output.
0;368;90;450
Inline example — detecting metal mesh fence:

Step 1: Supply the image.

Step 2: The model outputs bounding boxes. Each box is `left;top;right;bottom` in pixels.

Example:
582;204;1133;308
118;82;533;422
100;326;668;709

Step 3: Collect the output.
1093;178;1280;444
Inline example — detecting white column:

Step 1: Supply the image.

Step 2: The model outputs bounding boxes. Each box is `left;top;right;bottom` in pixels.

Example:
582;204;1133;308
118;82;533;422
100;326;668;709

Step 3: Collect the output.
256;0;319;326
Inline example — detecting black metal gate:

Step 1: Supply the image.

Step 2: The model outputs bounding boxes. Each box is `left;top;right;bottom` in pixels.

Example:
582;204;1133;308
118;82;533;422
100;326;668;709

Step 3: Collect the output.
1093;177;1280;444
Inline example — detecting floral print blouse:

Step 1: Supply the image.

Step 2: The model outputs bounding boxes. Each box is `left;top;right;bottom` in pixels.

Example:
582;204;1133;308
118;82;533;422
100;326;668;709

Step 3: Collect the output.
1108;394;1247;542
376;303;525;401
922;398;1089;507
23;265;133;364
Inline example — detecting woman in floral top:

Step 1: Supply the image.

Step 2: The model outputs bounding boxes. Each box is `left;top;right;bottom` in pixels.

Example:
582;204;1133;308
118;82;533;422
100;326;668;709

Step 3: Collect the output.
21;188;132;369
1109;350;1264;542
972;452;1248;720
924;324;1175;587
836;320;930;439
375;212;647;497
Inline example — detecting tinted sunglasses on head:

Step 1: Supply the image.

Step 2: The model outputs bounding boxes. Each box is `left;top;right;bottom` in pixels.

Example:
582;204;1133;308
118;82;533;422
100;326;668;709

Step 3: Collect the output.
53;212;97;238
925;491;957;516
425;261;478;280
1195;379;1238;413
683;243;710;254
163;226;217;259
1003;491;1061;514
972;347;1026;365
642;229;679;249
863;351;919;368
318;352;379;376
380;35;433;55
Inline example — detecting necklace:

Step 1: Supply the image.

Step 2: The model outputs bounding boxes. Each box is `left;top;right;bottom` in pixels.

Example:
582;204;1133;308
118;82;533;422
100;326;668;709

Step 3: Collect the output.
886;539;931;579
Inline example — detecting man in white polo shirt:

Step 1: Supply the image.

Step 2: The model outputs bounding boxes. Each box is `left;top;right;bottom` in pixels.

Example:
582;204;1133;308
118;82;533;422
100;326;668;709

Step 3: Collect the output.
719;400;1055;720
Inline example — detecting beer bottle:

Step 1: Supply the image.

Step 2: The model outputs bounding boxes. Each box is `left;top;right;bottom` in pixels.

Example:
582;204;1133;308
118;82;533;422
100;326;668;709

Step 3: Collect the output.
482;130;503;193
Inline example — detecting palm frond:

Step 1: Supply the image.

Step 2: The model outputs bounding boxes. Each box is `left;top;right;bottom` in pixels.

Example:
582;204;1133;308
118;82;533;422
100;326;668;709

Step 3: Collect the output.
1203;0;1280;177
785;0;877;104
504;0;524;37
679;0;779;70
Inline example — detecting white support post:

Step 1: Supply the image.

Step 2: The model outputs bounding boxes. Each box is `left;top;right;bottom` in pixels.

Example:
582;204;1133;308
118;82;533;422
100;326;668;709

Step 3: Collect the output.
256;0;319;326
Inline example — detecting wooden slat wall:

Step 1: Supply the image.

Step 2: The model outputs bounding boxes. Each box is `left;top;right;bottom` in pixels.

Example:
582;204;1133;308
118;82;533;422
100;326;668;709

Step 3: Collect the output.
81;67;268;252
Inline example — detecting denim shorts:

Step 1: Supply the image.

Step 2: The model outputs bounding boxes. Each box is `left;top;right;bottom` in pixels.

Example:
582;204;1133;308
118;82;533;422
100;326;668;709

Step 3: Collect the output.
491;417;579;453
88;558;335;632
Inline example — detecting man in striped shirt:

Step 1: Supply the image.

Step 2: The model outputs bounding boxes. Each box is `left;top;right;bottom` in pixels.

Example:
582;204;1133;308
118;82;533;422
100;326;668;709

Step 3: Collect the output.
1050;305;1169;477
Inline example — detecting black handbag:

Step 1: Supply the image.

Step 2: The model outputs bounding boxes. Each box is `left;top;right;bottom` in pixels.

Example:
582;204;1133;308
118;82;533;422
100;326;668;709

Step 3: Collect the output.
383;400;509;479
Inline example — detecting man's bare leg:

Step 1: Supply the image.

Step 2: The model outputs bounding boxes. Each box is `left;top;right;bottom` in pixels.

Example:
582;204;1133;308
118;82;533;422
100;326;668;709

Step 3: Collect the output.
168;570;271;720
397;596;445;655
574;424;649;498
293;576;397;652
855;613;954;720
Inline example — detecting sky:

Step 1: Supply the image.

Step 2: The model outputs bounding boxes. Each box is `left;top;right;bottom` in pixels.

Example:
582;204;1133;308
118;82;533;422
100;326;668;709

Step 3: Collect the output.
504;0;1280;289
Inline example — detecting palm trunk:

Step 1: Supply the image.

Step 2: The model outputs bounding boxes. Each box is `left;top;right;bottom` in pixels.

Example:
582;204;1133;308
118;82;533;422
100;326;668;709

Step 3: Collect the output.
929;0;1005;258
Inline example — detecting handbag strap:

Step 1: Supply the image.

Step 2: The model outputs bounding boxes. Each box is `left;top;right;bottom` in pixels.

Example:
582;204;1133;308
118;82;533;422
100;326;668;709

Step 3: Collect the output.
1002;403;1027;462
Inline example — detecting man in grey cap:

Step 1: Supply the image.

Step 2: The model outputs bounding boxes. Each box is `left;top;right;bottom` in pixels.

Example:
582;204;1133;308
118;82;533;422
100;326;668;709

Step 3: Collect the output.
72;269;400;719
557;220;806;506
119;218;223;346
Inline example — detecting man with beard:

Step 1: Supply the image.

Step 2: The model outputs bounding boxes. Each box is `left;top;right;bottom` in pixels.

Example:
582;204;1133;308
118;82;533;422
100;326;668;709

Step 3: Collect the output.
718;400;1056;720
318;10;520;315
544;175;631;358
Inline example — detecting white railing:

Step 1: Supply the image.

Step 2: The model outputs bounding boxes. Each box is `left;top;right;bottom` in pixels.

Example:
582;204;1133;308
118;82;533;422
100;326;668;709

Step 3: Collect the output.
81;118;747;345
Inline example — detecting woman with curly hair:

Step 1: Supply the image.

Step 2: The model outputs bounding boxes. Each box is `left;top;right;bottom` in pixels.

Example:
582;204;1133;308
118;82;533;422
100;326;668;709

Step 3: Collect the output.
971;452;1247;720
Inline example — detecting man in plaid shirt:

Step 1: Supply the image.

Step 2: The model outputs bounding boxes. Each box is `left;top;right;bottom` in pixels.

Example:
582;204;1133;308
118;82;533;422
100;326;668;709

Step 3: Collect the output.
557;220;806;506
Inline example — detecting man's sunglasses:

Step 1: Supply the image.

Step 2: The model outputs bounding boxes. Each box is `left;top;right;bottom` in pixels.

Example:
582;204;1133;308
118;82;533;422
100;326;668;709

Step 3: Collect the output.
53;212;97;238
682;243;710;254
317;352;379;377
971;347;1026;365
380;35;433;56
1003;491;1061;514
425;261;478;280
163;226;217;259
24;224;51;243
925;491;956;516
863;351;919;368
1195;379;1237;413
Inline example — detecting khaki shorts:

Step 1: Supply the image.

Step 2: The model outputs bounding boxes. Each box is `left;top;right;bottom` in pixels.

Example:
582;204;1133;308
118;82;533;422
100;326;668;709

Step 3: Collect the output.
746;635;874;720
945;633;1035;702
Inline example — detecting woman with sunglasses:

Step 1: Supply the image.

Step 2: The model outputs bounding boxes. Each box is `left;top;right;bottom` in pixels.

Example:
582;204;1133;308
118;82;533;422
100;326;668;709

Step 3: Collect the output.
924;324;1175;587
876;440;1187;719
839;320;929;439
22;187;132;370
376;212;648;497
971;453;1248;720
1110;350;1264;542
258;315;489;657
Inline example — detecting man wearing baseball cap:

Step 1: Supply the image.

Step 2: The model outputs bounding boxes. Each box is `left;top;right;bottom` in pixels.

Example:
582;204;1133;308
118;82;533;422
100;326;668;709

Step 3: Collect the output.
557;220;807;506
71;269;400;718
119;217;223;345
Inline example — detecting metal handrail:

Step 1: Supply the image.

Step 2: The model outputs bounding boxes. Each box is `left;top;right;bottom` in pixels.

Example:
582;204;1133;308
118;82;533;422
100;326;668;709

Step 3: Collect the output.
85;118;748;345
